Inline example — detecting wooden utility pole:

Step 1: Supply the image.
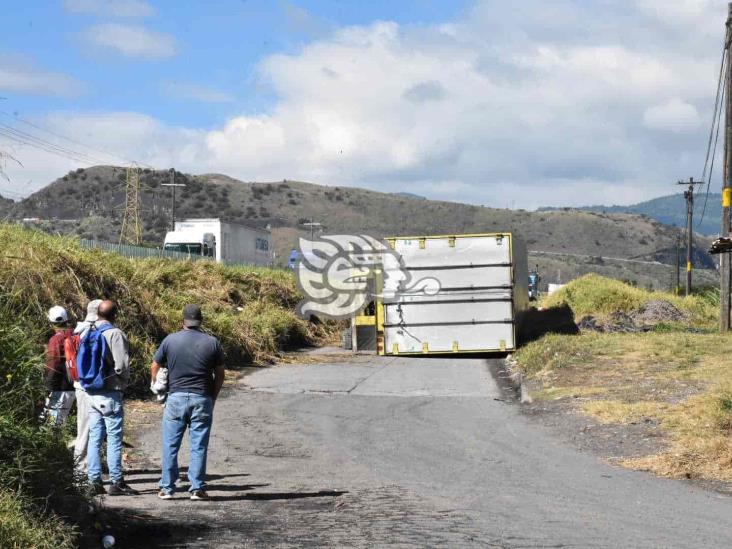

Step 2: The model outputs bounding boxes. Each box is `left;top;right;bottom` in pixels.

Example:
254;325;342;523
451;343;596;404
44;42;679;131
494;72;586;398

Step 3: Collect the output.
162;168;186;231
722;3;732;331
675;234;681;295
678;177;704;296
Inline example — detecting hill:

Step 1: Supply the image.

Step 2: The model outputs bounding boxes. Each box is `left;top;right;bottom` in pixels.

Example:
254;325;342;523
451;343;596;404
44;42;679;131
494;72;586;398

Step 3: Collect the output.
540;192;722;236
0;165;720;290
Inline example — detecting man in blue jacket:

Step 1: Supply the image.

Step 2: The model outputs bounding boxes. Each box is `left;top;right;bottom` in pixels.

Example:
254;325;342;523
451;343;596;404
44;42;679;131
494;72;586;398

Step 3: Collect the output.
151;304;225;501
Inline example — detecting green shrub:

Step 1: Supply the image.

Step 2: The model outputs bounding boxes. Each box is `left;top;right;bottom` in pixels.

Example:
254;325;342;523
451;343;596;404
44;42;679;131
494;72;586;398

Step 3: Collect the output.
0;491;76;549
0;224;331;397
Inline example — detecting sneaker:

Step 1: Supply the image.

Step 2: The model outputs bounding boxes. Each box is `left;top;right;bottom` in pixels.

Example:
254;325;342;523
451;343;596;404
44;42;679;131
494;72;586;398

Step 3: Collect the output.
190;489;210;501
157;489;173;500
108;480;140;496
87;481;106;496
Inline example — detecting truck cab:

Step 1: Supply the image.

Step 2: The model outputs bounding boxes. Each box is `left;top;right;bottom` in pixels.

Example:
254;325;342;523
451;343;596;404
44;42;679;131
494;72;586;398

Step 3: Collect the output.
163;231;216;259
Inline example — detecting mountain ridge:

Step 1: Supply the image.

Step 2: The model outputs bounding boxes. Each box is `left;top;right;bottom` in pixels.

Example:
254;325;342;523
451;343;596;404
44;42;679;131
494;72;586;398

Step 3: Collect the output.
540;192;722;236
0;166;718;289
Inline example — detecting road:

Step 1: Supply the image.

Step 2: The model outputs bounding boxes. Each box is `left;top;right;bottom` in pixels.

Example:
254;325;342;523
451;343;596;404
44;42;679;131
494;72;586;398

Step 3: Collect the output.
106;352;732;548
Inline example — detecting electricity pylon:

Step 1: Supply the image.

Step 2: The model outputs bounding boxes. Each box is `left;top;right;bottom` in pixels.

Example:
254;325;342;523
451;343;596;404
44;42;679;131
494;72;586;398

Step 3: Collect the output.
119;164;142;245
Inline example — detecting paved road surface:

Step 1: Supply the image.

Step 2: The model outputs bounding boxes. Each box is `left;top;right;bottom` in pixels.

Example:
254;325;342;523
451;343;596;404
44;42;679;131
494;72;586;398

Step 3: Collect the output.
107;353;732;548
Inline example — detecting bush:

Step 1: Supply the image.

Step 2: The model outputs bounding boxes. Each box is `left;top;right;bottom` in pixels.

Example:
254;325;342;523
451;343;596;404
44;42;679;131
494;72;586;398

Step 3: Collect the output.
0;224;330;396
0;491;76;549
542;274;716;325
0;303;81;546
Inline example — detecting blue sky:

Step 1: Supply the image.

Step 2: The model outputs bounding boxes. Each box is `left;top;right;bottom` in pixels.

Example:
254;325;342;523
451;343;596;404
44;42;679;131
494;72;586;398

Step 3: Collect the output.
2;1;471;127
0;0;727;208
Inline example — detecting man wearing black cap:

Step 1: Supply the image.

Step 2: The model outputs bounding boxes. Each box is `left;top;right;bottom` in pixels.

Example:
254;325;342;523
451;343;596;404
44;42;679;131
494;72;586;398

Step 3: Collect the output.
151;304;225;501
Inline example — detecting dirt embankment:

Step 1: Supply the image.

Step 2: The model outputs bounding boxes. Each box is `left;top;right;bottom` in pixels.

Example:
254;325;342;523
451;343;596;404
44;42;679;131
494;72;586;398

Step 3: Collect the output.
514;275;732;487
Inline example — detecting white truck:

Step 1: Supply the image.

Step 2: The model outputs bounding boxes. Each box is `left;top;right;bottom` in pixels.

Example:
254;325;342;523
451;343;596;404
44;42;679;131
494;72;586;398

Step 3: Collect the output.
376;232;529;355
163;218;273;266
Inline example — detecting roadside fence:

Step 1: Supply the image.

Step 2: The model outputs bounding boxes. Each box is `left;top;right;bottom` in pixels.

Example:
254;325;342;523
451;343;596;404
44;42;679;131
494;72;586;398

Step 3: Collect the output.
78;239;272;269
79;239;211;263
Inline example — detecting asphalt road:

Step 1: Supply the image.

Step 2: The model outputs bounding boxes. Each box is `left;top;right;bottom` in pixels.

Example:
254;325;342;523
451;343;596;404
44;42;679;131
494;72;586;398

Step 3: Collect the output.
106;352;732;548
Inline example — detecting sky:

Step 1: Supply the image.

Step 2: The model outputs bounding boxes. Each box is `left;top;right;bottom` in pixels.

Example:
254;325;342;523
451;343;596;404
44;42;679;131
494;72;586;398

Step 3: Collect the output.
0;0;728;209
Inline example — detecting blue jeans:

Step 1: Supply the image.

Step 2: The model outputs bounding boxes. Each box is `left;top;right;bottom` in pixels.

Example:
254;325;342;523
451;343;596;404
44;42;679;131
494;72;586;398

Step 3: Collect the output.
160;392;213;493
87;390;124;484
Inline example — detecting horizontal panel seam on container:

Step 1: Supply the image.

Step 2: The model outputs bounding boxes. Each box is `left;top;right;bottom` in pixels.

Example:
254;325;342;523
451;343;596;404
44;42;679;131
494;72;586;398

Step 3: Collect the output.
385;298;512;305
383;320;513;327
387;285;514;295
403;262;512;270
388;232;512;240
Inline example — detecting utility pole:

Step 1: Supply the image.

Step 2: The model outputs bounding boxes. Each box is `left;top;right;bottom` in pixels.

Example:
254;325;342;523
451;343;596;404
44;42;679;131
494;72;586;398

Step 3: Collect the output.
675;233;681;295
302;220;322;239
161;168;186;231
678;177;704;296
722;3;732;331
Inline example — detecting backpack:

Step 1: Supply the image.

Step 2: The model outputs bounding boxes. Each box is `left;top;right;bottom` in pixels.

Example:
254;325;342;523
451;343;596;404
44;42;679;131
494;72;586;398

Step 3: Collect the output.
64;333;81;383
77;324;113;391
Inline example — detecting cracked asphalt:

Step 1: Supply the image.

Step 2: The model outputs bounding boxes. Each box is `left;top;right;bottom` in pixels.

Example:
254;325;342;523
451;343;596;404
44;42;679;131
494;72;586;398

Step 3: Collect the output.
104;351;732;548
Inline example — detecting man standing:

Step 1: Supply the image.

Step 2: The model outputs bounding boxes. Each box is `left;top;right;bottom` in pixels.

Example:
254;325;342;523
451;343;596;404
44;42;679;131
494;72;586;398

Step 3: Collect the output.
41;306;75;426
85;300;138;496
151;304;225;501
72;299;102;471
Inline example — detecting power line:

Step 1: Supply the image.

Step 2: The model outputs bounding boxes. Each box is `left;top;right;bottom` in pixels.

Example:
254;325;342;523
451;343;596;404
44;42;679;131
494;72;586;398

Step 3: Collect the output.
698;28;730;228
0;110;155;169
0;124;110;165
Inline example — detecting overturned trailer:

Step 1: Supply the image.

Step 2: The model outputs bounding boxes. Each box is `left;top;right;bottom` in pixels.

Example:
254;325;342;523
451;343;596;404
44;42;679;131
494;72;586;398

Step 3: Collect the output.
373;232;529;355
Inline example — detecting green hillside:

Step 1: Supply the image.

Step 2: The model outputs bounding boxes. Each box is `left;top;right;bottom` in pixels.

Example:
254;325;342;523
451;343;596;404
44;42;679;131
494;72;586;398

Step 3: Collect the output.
0;166;720;290
541;192;722;236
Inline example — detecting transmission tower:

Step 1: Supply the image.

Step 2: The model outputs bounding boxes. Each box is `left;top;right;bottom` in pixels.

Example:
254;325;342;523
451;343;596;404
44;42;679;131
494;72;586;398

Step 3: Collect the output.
119;164;142;245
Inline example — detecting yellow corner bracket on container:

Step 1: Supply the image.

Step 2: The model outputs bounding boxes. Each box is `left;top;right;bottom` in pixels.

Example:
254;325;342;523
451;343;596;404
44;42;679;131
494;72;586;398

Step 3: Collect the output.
724;188;732;208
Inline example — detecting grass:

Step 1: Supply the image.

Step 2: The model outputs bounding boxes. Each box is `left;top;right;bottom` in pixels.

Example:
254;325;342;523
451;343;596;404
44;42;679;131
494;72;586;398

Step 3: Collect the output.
0;224;332;395
542;273;717;325
515;274;732;483
0;492;76;549
0;223;335;546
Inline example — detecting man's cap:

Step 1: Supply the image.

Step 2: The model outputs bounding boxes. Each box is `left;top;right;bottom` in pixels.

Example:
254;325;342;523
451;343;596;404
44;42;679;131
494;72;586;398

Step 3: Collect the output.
183;304;203;327
48;305;69;324
85;299;102;322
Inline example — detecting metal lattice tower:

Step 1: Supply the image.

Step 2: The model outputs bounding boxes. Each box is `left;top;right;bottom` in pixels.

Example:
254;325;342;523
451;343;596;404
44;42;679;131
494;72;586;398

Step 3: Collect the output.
119;164;142;245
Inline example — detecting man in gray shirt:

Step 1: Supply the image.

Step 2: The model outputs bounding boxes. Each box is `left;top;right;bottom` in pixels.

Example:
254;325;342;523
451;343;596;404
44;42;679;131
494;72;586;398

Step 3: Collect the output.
151;304;225;501
86;300;138;496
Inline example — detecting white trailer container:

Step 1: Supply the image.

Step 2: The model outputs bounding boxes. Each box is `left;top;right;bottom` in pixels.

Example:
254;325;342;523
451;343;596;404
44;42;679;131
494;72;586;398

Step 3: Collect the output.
376;233;528;355
164;218;273;266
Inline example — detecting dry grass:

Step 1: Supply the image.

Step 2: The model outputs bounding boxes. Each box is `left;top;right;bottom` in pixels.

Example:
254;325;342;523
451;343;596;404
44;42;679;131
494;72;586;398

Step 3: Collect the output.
541;273;717;325
515;275;732;483
0;224;335;394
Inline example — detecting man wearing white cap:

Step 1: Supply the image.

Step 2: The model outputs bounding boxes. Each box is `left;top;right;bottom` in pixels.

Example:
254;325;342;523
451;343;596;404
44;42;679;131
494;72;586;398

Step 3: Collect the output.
41;305;75;426
72;299;102;470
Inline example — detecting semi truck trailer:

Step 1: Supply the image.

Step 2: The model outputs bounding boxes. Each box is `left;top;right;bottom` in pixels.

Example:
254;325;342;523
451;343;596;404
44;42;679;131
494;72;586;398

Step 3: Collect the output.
375;232;528;355
163;218;273;266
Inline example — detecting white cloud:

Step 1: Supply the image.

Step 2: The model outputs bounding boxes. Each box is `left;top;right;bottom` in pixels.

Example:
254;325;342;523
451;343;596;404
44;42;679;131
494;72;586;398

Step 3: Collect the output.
0;55;82;97
64;0;154;18
161;82;234;104
643;98;701;133
3;1;730;209
81;23;176;59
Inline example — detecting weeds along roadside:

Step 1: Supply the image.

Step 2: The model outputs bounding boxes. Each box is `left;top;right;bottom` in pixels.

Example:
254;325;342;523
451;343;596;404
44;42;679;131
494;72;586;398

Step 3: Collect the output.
0;224;335;547
0;224;334;396
515;274;732;483
0;303;81;548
